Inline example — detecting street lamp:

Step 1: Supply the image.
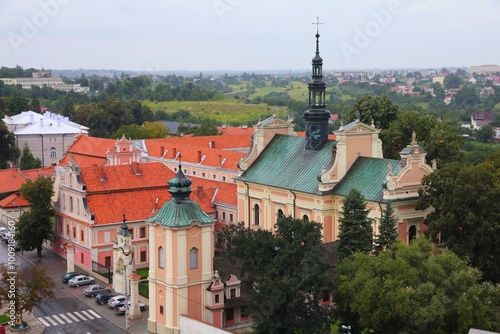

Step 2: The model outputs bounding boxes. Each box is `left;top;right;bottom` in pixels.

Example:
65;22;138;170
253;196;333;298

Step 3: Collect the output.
342;325;351;334
117;245;132;330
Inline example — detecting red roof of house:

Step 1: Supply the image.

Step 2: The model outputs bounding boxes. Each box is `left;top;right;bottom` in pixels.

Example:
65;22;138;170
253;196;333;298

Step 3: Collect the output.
217;126;255;136
0;192;29;208
59;135;115;167
145;134;252;151
144;140;247;171
79;162;218;225
0;167;54;194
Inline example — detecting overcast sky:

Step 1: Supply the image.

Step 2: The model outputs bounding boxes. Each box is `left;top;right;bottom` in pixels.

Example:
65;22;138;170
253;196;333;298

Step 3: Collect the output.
1;0;499;72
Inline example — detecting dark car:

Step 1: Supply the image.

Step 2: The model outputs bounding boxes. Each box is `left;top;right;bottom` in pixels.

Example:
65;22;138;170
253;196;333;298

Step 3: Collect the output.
61;272;81;283
95;293;115;305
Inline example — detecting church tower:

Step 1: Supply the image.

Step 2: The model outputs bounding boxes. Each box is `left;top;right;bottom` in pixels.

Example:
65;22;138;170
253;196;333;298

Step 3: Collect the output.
146;162;216;334
303;21;331;150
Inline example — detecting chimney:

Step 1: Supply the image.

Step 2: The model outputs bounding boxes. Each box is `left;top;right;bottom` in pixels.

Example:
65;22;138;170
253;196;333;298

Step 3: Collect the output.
29;114;34;124
198;151;202;162
218;154;222;167
173;148;177;157
40;118;43;127
160;146;164;157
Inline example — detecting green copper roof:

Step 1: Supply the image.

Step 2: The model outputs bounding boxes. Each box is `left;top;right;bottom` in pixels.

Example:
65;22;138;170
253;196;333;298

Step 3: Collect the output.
146;200;215;227
331;157;402;202
236;135;337;194
146;166;215;228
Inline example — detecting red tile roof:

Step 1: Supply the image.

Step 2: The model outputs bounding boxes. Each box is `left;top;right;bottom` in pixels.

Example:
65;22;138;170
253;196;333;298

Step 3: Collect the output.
0;192;29;208
145;134;252;151
0;167;54;194
59;135;115;167
217;126;255;136
144;141;247;171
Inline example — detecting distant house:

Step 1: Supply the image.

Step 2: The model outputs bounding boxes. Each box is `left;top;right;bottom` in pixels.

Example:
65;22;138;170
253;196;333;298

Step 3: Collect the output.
480;87;495;97
2;111;88;167
161;121;199;135
493;126;500;142
471;112;495;130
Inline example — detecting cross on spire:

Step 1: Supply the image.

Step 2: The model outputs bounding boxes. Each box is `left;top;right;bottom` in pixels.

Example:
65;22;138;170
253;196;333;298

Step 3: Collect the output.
312;16;323;33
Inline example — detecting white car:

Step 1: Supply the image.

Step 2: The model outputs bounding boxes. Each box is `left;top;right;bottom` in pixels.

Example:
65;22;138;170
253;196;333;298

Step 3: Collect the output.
108;295;127;308
68;275;95;287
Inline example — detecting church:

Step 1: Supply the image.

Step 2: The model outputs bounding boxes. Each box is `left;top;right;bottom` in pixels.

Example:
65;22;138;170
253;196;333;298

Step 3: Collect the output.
146;30;434;333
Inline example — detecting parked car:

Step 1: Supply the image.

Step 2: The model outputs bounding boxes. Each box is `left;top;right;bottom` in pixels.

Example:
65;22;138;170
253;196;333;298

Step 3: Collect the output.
0;227;7;234
115;300;146;315
95;293;116;305
108;295;126;308
0;232;14;244
83;284;111;297
68;275;95;287
61;272;81;283
10;241;21;251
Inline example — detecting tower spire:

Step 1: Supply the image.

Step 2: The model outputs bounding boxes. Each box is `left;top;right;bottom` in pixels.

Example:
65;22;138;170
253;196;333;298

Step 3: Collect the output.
303;18;330;150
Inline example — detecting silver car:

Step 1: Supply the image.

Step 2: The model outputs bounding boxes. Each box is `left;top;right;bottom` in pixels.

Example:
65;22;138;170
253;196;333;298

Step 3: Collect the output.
68;275;95;287
108;295;126;308
83;284;111;297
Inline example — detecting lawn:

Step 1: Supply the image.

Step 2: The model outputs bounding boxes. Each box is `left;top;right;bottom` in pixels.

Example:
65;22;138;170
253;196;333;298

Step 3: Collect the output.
143;100;289;125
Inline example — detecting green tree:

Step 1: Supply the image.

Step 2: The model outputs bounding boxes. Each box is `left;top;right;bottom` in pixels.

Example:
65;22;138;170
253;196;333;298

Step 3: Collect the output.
345;95;400;129
476;124;494;142
454;85;479;108
142;121;169;138
337;189;373;260
111;124;146;139
17;176;54;257
6;96;29;115
334;239;500;334
425;120;463;167
19;144;41;170
417;159;500;283
30;95;41;113
374;201;398;254
0;122;20;169
0;263;55;324
221;218;333;334
443;73;461;89
192;120;220;136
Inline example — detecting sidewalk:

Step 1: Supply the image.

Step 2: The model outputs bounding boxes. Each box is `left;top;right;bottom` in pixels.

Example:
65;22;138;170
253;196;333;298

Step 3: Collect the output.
13;244;149;334
0;308;44;334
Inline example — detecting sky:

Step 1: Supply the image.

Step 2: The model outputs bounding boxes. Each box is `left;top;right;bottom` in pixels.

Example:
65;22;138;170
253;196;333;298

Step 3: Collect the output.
0;0;499;72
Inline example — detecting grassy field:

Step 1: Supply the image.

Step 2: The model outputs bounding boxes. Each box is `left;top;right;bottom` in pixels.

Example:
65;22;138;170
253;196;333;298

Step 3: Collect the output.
143;99;289;125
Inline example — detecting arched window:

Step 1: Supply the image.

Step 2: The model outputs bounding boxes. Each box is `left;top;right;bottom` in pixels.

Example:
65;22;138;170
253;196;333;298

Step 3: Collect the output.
190;248;198;269
158;246;164;268
277;209;284;223
254;204;260;226
408;225;417;243
302;215;309;222
50;147;56;158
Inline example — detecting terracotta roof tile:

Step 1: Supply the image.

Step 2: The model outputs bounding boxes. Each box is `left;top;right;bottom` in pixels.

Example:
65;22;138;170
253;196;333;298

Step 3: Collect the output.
0;192;29;208
0;169;29;194
217;126;255;136
21;167;55;180
58;135;115;167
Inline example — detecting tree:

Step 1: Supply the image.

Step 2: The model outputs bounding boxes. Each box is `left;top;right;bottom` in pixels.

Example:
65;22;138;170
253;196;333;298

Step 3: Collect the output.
345;95;400;130
337;189;373;260
380;111;463;167
443;73;461;89
0;122;20;169
19;144;41;170
476;124;494;142
192;120;220;136
374;201;398;254
334;239;500;334
30;95;41;113
417;158;500;283
0;263;55;325
142;121;169;138
17;176;54;257
6;96;29;115
220;218;333;334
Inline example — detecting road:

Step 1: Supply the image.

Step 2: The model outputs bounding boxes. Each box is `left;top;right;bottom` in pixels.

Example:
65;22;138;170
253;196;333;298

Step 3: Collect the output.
0;238;132;334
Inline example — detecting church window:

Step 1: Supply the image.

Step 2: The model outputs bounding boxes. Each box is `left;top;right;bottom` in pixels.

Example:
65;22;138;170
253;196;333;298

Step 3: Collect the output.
69;196;73;212
105;256;111;268
140;227;146;238
158;246;164;269
140;251;147;262
190;248;198;269
222;176;226;181
50;147;56;158
160;305;164;314
229;214;234;222
254;204;260;226
215;294;220;304
222;212;226;220
230;288;236;298
73;227;76;239
409;225;417;243
80;230;84;242
302;215;309;222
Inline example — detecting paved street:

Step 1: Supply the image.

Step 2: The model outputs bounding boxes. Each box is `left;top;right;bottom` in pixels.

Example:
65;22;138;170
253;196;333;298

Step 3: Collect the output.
0;232;149;334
